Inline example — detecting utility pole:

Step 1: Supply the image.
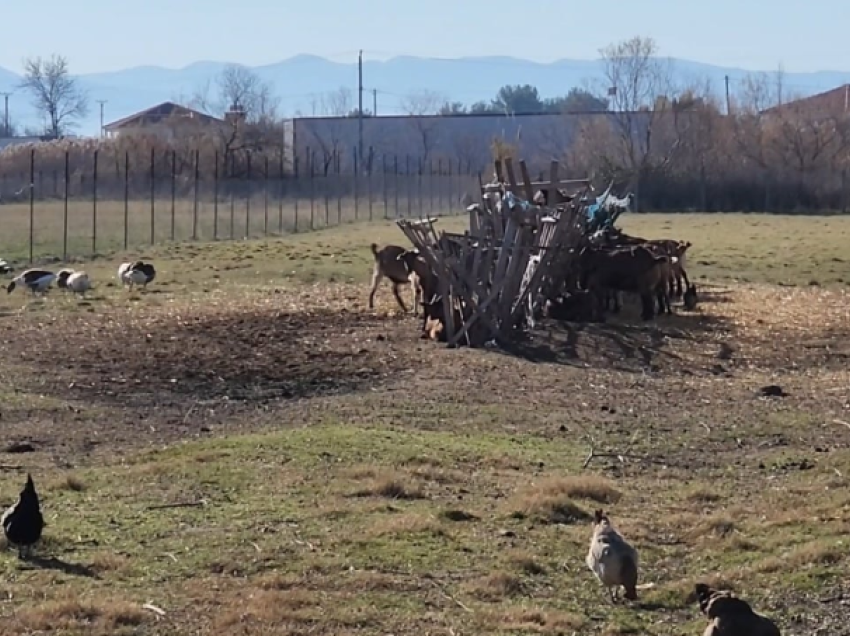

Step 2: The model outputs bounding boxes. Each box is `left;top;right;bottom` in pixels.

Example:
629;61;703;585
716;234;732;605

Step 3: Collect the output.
724;75;731;115
373;89;377;116
0;92;11;137
357;49;364;172
96;100;108;137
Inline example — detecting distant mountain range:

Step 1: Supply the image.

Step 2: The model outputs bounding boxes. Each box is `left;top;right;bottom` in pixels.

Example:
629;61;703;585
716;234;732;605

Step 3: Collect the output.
1;55;848;136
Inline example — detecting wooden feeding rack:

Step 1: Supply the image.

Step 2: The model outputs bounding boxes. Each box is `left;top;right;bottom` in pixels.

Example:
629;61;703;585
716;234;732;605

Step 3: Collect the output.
397;158;592;347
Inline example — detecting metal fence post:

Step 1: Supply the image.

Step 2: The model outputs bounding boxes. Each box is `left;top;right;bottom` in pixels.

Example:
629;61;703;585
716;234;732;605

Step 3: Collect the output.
123;151;129;251
193;149;200;240
263;155;269;235
63;150;70;260
353;148;359;222
278;153;284;234
213;150;219;240
245;151;252;239
149;147;155;245
28;149;34;264
170;149;177;241
92;149;98;256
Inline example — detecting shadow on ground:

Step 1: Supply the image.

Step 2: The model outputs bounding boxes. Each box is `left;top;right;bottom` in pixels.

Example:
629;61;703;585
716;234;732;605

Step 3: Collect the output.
503;302;732;374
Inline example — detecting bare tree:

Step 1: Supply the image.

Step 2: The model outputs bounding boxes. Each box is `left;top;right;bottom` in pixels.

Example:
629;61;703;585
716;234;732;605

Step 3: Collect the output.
320;88;353;117
401;90;444;162
19;55;88;136
597;36;683;208
193;65;279;123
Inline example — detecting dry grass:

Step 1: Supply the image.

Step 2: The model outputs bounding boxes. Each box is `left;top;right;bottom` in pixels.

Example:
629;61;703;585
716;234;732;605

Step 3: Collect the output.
464;571;526;601
10;593;148;634
0;215;849;635
350;471;426;500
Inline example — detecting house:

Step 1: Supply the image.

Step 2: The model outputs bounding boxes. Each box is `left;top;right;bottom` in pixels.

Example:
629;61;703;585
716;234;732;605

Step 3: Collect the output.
103;101;236;140
761;84;850;119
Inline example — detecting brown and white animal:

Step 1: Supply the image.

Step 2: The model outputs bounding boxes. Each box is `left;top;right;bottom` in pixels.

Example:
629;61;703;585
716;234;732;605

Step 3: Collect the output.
585;509;639;603
368;243;436;315
694;583;781;636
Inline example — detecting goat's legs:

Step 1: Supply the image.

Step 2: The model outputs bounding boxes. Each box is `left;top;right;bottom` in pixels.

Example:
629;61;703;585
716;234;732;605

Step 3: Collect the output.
679;269;690;296
368;269;383;309
390;283;409;313
656;287;671;315
640;292;655;320
411;278;420;316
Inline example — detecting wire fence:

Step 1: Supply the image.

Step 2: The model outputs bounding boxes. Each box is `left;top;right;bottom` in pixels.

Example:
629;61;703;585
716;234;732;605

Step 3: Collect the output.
0;148;480;262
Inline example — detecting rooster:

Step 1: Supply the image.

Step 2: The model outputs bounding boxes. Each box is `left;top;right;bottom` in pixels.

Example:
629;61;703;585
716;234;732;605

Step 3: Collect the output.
2;473;45;559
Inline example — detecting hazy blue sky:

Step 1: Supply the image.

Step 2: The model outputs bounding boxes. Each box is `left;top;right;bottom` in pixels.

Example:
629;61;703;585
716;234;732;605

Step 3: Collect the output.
2;0;848;74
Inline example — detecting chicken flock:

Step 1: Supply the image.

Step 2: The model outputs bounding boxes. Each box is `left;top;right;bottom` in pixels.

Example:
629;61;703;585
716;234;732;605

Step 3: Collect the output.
2;259;157;297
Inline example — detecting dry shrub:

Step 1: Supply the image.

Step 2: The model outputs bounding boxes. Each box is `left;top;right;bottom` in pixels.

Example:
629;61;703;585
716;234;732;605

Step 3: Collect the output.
366;512;445;538
684;486;722;504
533;475;622;504
481;606;586;633
89;551;131;574
753;540;844;573
256;571;302;591
509;479;592;525
215;589;320;628
685;514;737;542
507;550;547;576
350;470;424;500
440;509;479;522
465;571;525;601
13;595;147;634
62;474;87;492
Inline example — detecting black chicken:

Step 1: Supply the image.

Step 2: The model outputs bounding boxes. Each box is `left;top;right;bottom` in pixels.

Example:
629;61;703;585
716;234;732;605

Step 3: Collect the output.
2;473;45;559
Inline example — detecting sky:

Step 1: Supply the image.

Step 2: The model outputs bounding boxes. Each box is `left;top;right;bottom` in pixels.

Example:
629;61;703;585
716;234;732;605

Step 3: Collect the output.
2;0;849;74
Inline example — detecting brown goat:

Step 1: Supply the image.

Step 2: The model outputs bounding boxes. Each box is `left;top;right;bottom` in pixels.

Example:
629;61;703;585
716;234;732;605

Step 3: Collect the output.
597;229;692;298
694;584;780;636
580;245;672;320
368;243;436;314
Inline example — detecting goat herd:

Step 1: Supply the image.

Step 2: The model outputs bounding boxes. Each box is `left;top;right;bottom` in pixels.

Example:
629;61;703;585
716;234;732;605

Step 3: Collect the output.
367;224;699;340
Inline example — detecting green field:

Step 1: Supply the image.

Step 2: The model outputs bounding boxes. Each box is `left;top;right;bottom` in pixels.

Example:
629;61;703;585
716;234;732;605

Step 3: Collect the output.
0;214;848;635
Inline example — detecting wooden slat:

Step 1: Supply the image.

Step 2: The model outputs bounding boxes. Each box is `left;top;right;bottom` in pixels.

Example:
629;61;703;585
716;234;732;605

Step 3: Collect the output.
503;158;519;195
518;160;535;202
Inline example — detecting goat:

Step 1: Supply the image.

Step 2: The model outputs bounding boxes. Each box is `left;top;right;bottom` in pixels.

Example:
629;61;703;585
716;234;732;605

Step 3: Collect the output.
368;243;436;315
585;509;639;603
694;583;780;636
580;245;673;320
594;228;692;298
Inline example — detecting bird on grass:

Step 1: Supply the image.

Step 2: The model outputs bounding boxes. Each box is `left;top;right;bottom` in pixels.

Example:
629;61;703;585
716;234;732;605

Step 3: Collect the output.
2;473;45;560
0;259;13;275
118;260;156;291
585;509;639;603
57;269;92;298
6;269;56;296
56;268;75;291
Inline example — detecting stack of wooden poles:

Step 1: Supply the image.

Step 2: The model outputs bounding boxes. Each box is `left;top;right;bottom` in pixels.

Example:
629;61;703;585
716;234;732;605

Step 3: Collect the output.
396;158;593;347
